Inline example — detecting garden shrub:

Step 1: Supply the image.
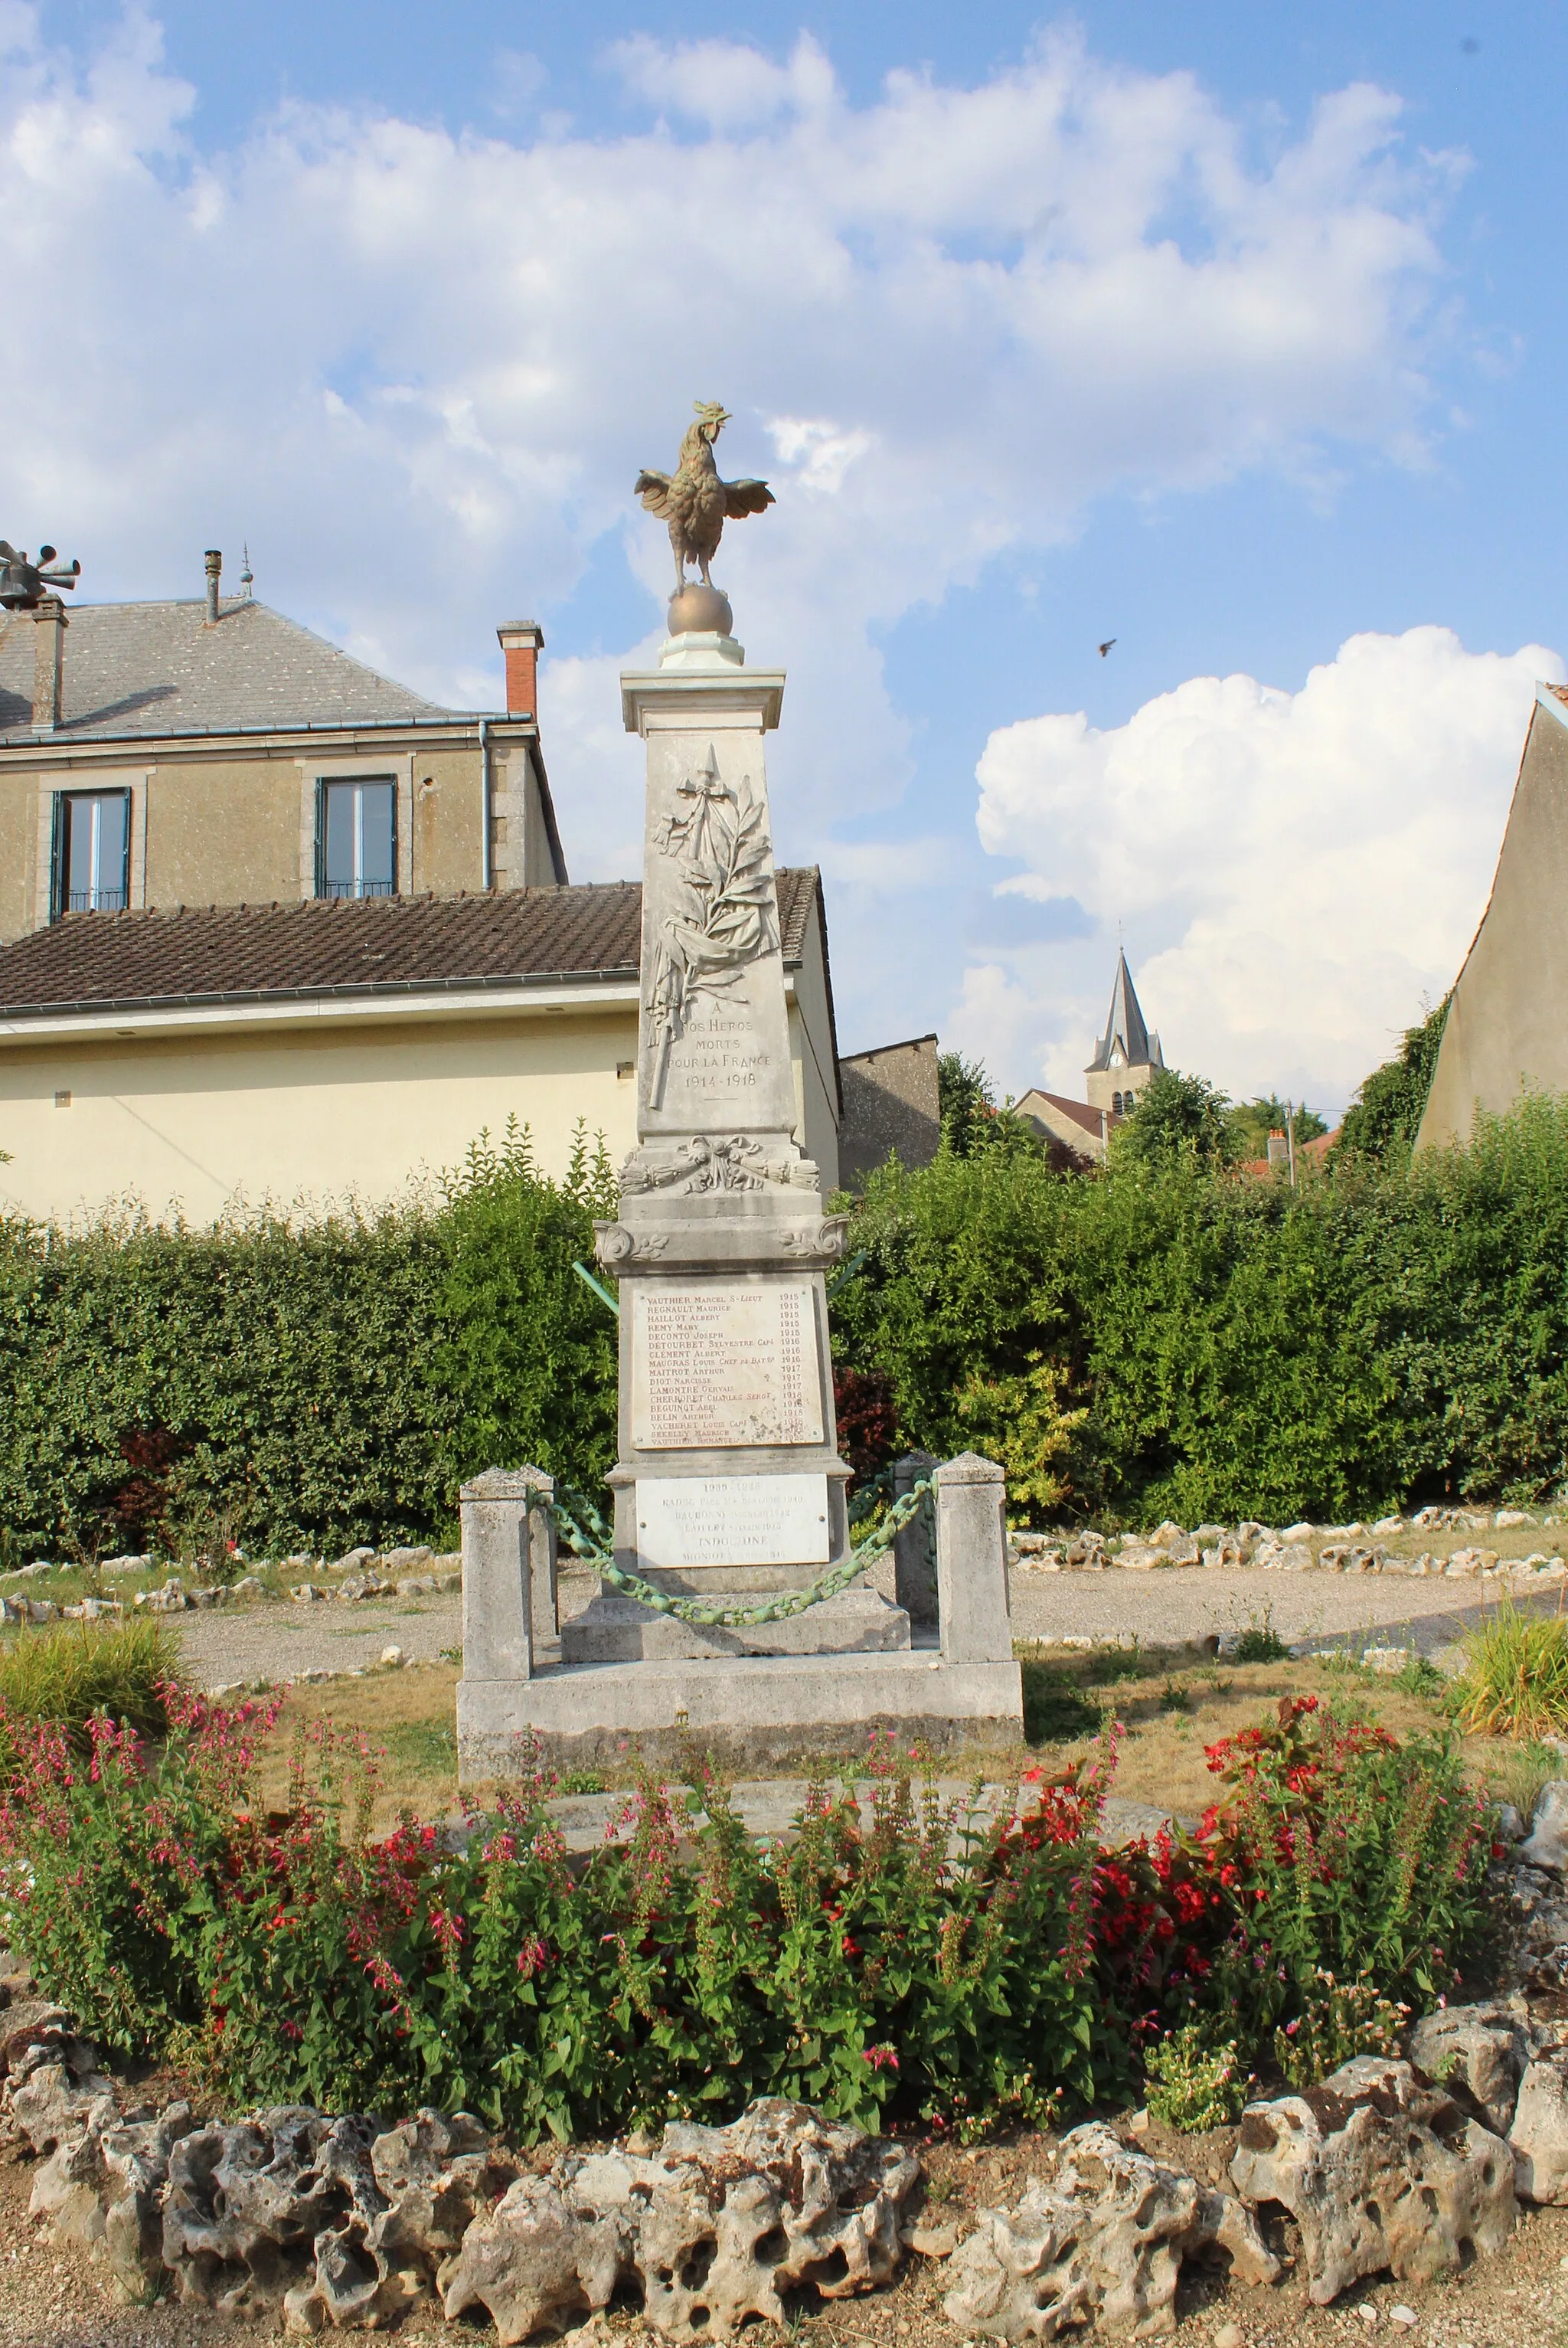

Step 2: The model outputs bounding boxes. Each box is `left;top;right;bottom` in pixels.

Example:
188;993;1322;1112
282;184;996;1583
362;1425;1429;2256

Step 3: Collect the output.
0;1693;1493;2139
1272;1970;1408;2090
829;1091;1568;1521
1142;2024;1246;2132
6;1092;1568;1555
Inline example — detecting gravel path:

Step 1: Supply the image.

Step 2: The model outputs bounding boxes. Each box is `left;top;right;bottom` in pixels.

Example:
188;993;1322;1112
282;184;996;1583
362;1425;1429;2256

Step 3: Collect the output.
1007;1565;1523;1659
175;1593;461;1686
171;1565;1530;1689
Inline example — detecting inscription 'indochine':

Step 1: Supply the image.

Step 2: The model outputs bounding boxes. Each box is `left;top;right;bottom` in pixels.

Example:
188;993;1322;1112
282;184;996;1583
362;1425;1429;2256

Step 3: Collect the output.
631;1284;824;1449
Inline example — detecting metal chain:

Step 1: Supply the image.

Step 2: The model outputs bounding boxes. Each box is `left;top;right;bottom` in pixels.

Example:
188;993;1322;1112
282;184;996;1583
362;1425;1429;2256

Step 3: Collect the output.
533;1476;934;1628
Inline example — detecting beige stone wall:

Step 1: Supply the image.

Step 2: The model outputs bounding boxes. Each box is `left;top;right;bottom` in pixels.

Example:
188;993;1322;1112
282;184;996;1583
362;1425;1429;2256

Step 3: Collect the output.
1419;698;1568;1150
411;746;484;895
1085;1062;1155;1116
145;756;303;908
0;1007;642;1226
522;749;557;885
0;771;34;940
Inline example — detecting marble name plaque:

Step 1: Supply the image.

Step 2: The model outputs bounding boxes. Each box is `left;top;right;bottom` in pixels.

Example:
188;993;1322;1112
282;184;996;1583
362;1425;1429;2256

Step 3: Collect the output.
631;1283;825;1450
636;1473;831;1571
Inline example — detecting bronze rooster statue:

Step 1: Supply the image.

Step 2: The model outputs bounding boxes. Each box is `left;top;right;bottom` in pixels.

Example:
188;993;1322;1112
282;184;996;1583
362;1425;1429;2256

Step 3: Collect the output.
635;402;775;591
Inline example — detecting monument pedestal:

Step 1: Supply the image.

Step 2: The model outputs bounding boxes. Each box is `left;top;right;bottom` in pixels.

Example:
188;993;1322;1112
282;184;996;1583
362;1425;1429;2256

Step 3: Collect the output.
455;600;1024;1779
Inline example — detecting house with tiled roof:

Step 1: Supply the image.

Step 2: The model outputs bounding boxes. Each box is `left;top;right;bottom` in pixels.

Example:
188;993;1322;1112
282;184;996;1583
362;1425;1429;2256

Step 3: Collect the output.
0;554;843;1220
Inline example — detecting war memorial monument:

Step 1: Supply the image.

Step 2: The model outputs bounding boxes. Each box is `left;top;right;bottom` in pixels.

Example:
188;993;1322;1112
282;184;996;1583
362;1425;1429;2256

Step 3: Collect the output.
456;405;1023;1777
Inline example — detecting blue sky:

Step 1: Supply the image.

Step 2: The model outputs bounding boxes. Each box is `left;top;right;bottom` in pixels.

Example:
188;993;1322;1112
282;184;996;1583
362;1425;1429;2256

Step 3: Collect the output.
18;4;1568;1114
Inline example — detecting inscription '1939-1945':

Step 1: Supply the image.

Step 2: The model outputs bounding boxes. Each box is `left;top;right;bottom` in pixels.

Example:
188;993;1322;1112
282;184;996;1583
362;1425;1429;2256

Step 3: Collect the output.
631;1283;823;1449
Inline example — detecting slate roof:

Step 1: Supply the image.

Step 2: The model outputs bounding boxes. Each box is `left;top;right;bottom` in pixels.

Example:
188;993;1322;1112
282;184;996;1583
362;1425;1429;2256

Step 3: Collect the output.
0;598;475;743
1086;949;1161;1074
0;869;825;1017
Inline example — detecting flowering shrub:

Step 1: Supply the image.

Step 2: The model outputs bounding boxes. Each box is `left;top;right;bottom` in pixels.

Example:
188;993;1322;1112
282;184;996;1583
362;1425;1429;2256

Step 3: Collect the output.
1273;1969;1408;2090
0;1683;280;2059
0;1712;1115;2142
0;1689;1493;2136
1094;1695;1491;2065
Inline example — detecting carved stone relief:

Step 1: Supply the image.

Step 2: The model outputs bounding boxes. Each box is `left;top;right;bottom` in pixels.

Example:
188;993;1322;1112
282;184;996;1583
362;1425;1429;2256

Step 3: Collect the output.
644;744;779;1111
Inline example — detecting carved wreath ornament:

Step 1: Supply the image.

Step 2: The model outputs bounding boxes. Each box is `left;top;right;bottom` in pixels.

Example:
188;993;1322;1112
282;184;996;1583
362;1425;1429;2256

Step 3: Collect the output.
645;743;776;1109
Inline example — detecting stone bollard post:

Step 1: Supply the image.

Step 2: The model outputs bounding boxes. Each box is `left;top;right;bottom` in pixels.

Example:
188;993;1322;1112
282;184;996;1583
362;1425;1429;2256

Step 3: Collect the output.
934;1451;1012;1664
892;1450;939;1626
459;1465;557;1683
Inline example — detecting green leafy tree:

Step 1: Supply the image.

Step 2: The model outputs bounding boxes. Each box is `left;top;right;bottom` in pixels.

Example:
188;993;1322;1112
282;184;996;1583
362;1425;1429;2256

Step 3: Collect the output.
1336;999;1449;1163
1224;1095;1328;1162
1113;1068;1236;1169
936;1050;997;1157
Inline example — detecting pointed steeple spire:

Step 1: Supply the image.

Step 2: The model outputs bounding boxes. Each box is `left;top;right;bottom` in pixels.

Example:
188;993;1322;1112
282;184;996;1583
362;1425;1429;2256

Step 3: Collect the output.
1087;948;1158;1074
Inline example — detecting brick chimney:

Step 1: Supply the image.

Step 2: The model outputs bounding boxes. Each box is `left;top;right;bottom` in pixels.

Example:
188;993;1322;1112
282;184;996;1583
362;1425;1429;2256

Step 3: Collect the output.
204;548;222;626
31;596;67;734
497;621;543;717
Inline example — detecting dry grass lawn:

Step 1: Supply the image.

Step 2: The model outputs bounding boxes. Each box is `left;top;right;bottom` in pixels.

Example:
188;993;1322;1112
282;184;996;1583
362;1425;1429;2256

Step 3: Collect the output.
244;1637;1550;1837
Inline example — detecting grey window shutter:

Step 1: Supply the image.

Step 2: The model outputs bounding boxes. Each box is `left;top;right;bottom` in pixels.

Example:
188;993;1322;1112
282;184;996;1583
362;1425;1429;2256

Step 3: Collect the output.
312;780;325;899
48;793;64;922
116;789;131;908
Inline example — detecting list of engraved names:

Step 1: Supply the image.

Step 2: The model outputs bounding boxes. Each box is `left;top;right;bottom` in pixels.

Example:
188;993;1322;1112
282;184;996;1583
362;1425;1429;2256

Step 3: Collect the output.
632;1284;824;1449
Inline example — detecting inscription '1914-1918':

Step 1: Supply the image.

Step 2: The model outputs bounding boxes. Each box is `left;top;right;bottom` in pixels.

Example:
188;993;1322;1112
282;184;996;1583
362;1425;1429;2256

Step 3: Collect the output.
631;1283;824;1449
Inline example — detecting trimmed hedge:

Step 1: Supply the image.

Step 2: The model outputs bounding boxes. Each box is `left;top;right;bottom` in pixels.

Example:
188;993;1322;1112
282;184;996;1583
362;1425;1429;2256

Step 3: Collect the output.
5;1097;1568;1558
0;1123;617;1562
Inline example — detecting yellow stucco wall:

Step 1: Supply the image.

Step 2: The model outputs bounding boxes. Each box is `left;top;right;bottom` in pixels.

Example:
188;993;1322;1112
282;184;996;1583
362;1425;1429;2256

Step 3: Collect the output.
0;1007;642;1225
144;757;303;908
1419;698;1568;1151
0;978;838;1226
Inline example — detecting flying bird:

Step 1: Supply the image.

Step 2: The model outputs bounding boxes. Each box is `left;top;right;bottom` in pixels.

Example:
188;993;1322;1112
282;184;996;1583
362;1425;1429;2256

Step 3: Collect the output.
1098;639;1116;658
635;403;776;592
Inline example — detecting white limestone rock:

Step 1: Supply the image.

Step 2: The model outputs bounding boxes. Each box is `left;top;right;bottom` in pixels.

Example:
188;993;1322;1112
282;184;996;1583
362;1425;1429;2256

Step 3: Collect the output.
1407;1999;1531;2134
1508;2052;1568;2202
942;2121;1279;2340
163;2103;506;2328
1228;2055;1514;2304
444;2098;920;2345
1523;1784;1568;1873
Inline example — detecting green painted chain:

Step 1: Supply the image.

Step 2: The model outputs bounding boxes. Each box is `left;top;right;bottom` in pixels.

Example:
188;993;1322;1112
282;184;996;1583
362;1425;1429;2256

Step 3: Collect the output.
531;1476;935;1628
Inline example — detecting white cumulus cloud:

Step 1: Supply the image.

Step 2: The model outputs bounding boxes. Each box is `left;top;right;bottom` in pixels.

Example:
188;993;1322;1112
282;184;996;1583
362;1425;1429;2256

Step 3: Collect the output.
965;628;1564;1114
0;8;1481;1047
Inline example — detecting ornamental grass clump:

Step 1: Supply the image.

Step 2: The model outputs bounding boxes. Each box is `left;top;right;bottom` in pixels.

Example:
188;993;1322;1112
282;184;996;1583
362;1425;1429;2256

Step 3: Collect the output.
1452;1597;1568;1739
0;1618;185;1764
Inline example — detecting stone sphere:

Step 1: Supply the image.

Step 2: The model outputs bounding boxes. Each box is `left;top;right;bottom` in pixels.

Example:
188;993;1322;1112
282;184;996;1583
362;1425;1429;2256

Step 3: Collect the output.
668;583;733;638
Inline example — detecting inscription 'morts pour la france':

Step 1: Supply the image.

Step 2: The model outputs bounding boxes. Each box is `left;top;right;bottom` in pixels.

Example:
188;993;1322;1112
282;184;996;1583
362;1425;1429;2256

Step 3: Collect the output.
631;1284;824;1449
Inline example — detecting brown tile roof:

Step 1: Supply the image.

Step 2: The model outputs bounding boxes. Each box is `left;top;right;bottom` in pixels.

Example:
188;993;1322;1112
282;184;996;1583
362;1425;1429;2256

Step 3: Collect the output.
1014;1087;1117;1140
0;869;824;1017
0;598;471;744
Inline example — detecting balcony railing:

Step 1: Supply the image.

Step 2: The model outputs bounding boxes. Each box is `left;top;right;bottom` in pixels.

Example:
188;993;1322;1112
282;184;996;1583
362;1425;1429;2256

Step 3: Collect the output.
65;888;127;913
321;878;396;901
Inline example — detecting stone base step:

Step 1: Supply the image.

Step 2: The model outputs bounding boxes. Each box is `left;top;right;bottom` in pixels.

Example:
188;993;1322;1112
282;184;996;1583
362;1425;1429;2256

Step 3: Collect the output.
560;1584;909;1664
458;1650;1024;1777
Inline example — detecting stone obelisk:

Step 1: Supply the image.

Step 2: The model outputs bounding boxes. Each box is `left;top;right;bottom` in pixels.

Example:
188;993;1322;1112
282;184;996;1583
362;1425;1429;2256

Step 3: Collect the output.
577;580;871;1658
